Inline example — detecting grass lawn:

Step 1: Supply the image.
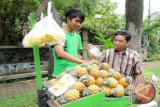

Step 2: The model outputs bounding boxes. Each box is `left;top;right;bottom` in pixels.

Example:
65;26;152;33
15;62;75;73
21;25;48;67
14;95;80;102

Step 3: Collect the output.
0;91;37;107
142;67;160;85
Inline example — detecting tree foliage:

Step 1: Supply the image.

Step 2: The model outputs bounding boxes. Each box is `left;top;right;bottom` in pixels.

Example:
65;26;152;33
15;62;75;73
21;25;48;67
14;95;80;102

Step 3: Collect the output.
54;0;124;44
143;12;160;55
0;0;124;46
0;0;39;45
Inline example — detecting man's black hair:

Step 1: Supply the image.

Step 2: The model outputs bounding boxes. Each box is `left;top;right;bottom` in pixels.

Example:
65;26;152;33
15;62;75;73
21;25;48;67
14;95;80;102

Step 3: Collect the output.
114;30;131;41
64;8;85;23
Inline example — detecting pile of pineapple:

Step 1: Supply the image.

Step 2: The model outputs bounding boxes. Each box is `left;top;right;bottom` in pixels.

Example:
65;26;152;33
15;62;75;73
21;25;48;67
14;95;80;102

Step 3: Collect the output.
50;62;132;105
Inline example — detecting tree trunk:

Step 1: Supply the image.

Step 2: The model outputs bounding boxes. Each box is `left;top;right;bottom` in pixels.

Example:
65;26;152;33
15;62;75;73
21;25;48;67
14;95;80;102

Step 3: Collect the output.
125;0;144;54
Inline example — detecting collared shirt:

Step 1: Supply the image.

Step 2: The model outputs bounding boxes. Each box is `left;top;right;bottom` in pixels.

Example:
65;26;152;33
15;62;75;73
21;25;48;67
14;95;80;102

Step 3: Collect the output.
100;48;143;79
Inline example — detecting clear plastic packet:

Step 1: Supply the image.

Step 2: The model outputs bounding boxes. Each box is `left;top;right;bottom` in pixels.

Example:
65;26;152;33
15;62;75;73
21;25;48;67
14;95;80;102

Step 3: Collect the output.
86;44;102;60
22;16;66;47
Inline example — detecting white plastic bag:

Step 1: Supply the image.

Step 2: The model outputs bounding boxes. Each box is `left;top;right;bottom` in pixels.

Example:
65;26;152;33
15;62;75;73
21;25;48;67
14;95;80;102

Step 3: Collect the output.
23;16;66;47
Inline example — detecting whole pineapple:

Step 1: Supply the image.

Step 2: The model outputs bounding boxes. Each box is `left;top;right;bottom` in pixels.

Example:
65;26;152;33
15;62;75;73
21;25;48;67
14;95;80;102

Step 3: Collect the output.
64;89;80;102
90;63;99;70
99;63;110;71
79;74;95;86
103;77;118;88
111;84;124;97
88;84;101;94
109;69;122;81
102;86;111;97
74;66;88;77
95;77;103;86
88;69;99;79
73;82;85;92
119;76;132;88
81;64;92;71
98;70;109;78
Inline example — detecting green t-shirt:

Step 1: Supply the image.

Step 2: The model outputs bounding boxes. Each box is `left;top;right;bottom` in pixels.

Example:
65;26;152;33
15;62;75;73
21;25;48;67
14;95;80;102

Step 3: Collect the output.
52;32;83;77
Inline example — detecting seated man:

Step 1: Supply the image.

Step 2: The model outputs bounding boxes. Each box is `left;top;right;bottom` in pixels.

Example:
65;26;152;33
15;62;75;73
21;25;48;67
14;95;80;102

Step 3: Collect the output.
100;30;143;80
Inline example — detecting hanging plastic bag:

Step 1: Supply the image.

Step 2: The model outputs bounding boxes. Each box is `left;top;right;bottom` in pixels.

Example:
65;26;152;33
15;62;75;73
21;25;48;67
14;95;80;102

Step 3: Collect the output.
22;16;66;47
23;1;66;47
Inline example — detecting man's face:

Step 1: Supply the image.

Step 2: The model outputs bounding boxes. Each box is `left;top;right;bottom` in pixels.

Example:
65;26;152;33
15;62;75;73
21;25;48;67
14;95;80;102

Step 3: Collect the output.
67;16;81;31
113;35;130;52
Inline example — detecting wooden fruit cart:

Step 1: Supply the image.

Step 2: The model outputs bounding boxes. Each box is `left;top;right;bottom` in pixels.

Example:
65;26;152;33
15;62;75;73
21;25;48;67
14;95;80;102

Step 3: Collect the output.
29;0;130;107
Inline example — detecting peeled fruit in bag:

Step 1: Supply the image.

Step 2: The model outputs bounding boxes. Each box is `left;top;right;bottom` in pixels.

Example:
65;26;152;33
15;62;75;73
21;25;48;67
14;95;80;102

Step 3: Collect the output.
41;33;57;43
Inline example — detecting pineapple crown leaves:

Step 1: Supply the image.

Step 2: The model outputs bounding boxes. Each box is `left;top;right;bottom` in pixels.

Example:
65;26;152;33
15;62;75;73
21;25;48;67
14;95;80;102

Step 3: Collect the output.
125;76;132;84
81;64;92;71
108;72;114;78
103;78;110;86
124;87;130;96
82;87;92;97
99;86;105;92
78;74;90;83
58;95;69;104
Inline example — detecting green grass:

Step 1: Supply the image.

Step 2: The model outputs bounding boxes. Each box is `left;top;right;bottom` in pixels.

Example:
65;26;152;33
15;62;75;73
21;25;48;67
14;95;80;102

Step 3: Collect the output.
143;67;160;85
0;91;38;107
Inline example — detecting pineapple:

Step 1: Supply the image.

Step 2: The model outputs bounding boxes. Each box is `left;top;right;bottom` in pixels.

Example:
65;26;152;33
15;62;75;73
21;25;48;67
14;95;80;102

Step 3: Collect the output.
111;84;124;97
79;74;95;86
103;77;118;88
88;84;101;94
73;82;85;92
88;69;99;79
74;66;88;77
102;86;111;96
109;69;122;81
64;89;80;102
119;76;132;88
95;77;103;86
90;63;99;70
99;63;110;71
98;70;109;78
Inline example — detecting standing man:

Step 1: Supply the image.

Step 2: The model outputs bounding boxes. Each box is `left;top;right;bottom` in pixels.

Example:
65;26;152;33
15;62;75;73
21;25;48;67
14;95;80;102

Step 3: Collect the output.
100;30;143;79
49;8;86;77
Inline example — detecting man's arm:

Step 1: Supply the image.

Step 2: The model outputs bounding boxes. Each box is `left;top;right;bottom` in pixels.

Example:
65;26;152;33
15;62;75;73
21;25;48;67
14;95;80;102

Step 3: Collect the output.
77;50;83;59
54;44;85;64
